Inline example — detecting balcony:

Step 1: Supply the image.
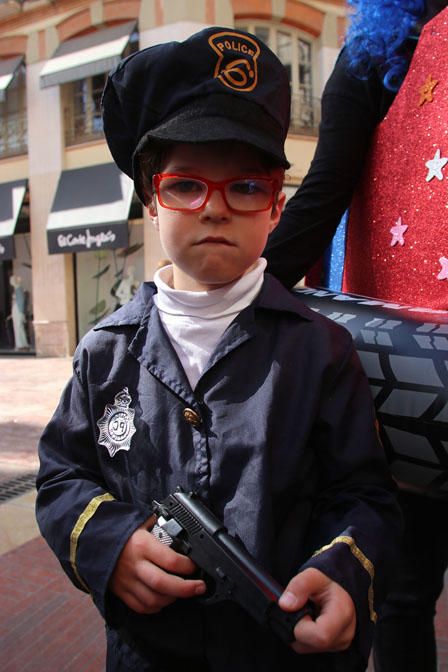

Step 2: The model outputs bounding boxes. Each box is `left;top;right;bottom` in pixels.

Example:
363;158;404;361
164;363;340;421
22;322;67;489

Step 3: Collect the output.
0;109;27;158
64;100;104;147
289;94;321;136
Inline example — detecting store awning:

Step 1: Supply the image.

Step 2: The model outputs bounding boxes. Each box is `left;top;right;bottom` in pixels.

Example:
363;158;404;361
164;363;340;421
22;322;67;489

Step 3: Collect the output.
0;179;27;261
0;55;24;102
46;163;134;254
40;21;136;88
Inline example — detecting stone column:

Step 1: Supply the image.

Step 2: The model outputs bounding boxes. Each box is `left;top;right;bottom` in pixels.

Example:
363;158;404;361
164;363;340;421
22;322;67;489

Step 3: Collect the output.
26;33;76;357
316;12;340;95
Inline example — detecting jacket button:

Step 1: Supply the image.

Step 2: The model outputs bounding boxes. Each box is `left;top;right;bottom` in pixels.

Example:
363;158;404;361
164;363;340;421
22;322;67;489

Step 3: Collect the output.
183;408;201;427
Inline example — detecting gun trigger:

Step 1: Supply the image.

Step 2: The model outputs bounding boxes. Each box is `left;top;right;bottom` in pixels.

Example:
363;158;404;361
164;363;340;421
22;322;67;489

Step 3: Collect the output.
215;566;235;596
215;566;227;581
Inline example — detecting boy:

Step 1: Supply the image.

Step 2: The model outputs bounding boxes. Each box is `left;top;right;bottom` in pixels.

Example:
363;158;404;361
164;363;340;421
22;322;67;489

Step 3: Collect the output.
36;27;400;672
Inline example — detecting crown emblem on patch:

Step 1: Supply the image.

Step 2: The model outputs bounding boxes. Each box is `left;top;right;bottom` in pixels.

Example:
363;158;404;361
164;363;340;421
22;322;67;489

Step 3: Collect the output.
97;387;136;457
208;31;260;92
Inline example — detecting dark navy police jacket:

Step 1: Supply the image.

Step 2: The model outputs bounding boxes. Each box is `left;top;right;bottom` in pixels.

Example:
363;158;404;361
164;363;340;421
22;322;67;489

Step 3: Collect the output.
36;274;401;672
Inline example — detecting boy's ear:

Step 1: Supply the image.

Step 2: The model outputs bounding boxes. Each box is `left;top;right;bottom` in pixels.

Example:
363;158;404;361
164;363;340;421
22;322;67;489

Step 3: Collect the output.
269;190;286;233
147;197;159;229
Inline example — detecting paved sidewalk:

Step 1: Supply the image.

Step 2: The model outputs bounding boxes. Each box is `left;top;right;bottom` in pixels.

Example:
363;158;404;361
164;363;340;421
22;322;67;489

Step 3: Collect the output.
0;356;447;670
0;356;106;670
0;530;106;672
0;356;73;484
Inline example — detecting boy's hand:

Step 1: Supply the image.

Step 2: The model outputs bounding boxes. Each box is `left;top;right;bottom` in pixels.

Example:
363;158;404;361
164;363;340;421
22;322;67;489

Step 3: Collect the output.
109;517;206;614
279;568;356;654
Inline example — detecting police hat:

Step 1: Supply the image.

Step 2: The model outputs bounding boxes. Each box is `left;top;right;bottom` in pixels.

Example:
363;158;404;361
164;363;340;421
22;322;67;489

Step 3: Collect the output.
101;26;291;203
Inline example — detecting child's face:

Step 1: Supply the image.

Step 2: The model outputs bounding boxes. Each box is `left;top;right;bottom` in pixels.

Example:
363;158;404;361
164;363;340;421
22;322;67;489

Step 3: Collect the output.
148;143;285;291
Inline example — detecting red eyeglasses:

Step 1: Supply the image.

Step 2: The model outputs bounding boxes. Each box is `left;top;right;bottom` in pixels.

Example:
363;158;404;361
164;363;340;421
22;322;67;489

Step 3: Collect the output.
152;174;280;214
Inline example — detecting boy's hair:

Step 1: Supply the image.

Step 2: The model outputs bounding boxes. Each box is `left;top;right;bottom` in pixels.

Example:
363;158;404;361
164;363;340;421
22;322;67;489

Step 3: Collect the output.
137;141;172;206
137;140;285;207
101;27;291;204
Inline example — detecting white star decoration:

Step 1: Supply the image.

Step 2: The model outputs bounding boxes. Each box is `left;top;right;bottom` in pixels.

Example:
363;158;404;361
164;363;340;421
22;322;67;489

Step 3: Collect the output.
425;148;448;182
437;257;448;280
390;217;408;246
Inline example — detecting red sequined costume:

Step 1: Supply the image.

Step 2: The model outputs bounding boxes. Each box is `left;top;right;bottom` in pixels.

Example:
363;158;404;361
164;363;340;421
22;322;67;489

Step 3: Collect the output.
343;8;448;309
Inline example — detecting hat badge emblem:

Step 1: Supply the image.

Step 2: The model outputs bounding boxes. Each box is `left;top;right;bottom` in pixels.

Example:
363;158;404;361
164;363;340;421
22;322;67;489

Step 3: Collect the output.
209;31;260;92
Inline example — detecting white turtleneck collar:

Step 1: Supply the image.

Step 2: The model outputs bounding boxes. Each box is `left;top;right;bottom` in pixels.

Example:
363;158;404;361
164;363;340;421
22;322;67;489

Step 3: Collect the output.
153;259;266;389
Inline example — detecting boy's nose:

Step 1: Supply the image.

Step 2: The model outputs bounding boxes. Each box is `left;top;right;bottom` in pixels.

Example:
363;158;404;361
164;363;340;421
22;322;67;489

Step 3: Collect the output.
199;188;230;220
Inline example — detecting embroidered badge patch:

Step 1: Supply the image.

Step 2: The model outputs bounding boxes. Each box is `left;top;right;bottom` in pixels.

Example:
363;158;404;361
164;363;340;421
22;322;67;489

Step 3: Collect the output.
208;31;260;92
97;387;136;457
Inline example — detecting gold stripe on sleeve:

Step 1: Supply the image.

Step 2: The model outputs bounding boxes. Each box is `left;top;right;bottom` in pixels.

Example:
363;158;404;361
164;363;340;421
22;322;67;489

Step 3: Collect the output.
70;492;115;591
312;535;377;623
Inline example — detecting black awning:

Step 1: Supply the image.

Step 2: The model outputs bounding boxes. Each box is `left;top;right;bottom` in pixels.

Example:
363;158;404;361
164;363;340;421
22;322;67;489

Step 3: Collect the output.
0;179;27;261
40;21;136;88
46;163;134;254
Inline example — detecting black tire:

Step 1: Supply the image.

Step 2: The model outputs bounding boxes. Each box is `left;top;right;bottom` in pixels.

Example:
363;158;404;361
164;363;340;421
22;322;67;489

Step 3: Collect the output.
295;288;448;499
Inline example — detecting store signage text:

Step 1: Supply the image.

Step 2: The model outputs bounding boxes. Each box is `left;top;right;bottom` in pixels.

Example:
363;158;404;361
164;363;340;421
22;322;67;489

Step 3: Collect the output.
57;228;117;250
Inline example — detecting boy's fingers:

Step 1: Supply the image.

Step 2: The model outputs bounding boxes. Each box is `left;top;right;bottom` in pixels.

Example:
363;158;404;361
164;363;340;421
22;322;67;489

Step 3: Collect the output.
291;612;354;653
278;569;319;611
278;588;307;612
279;568;356;654
146;531;197;575
124;585;176;615
291;616;337;654
138;559;206;599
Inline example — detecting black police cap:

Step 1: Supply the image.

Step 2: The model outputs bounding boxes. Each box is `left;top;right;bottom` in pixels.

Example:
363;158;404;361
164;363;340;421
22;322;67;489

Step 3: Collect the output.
101;26;291;203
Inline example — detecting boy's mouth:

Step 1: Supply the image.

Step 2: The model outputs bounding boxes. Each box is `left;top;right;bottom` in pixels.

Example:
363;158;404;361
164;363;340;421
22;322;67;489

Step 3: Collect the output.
196;236;235;246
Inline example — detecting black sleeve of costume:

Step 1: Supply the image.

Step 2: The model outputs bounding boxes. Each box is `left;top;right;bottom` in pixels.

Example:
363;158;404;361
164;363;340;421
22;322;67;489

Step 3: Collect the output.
264;48;396;288
35;356;151;619
298;332;402;660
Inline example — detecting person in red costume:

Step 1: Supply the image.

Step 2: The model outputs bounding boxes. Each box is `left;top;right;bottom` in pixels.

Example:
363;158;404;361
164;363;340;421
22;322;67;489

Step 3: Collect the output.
264;1;448;671
343;3;448;310
265;0;448;309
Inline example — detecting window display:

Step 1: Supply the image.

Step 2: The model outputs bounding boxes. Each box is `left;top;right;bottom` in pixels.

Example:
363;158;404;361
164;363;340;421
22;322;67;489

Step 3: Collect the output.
75;222;144;340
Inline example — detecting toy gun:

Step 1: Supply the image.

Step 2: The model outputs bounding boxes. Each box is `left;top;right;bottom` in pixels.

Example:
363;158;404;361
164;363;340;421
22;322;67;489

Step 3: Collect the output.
150;487;314;644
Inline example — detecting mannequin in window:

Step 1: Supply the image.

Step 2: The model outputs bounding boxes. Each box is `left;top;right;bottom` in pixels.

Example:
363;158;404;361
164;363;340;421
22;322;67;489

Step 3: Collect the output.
115;265;139;307
9;275;29;350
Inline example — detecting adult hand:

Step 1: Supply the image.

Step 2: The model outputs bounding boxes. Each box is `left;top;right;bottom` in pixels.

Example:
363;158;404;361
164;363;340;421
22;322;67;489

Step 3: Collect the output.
109;517;206;614
279;567;356;654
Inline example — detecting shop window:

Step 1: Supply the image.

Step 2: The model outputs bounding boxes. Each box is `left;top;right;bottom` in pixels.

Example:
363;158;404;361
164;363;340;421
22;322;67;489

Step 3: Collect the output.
75;221;144;340
0;65;28;159
297;38;314;129
237;23;320;135
64;73;107;146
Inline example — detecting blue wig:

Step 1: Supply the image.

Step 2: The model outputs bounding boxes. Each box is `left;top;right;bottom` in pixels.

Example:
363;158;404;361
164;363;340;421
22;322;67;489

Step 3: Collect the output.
345;0;426;90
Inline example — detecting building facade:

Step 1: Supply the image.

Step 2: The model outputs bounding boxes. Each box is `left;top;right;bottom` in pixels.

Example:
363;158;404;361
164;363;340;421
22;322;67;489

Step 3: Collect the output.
0;0;346;356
